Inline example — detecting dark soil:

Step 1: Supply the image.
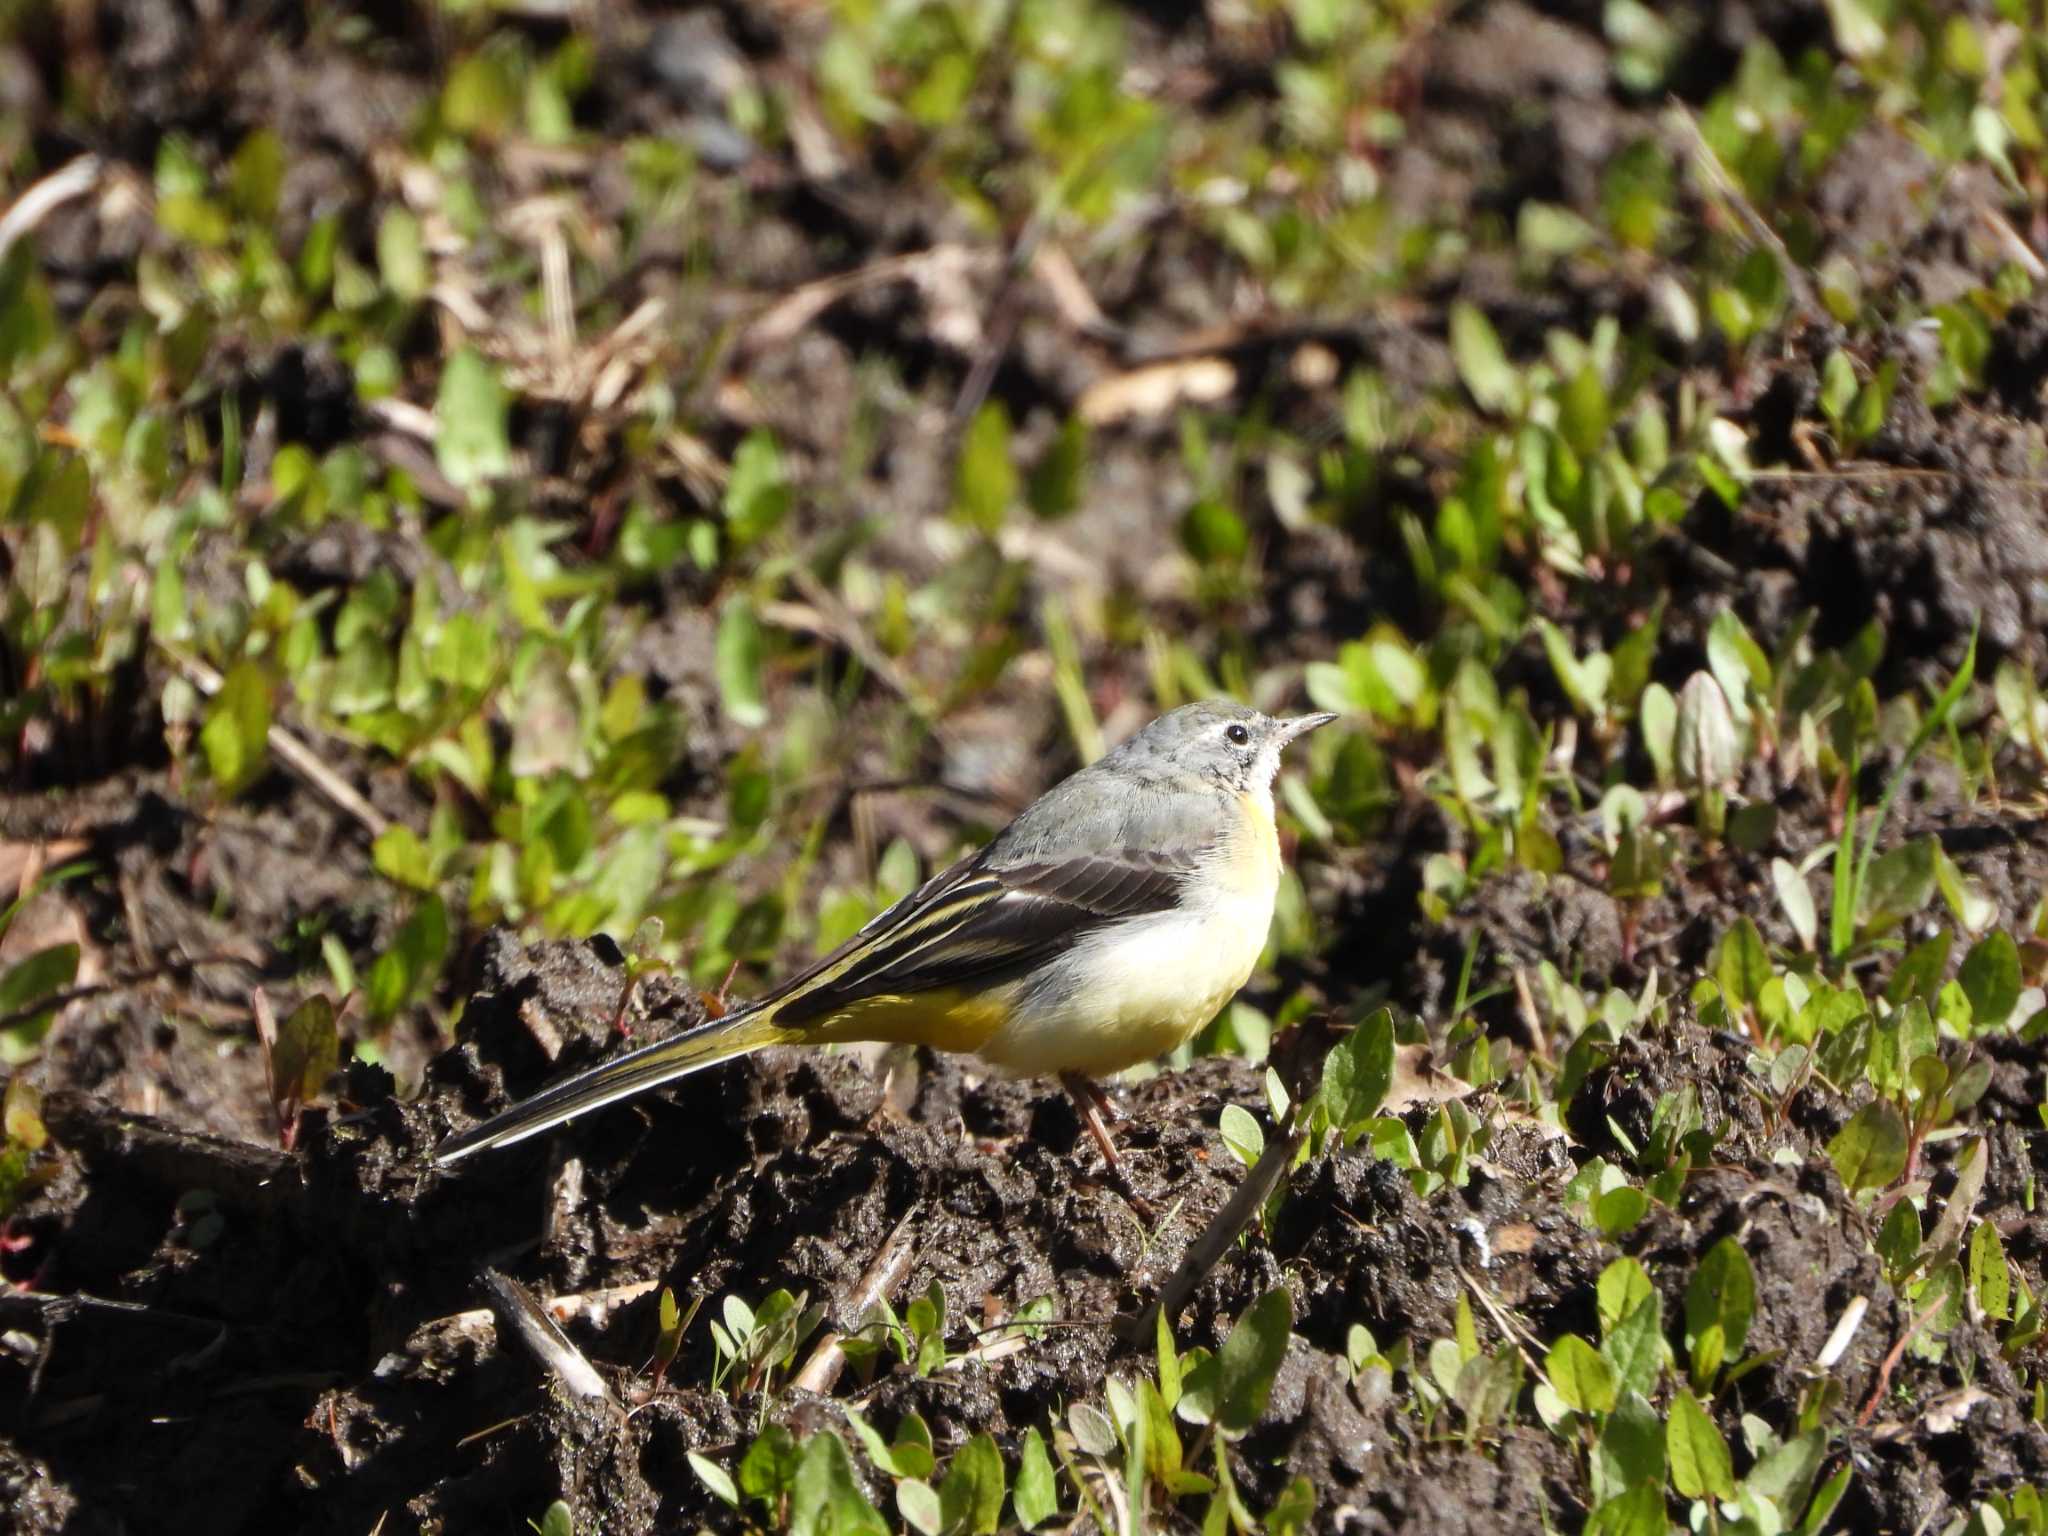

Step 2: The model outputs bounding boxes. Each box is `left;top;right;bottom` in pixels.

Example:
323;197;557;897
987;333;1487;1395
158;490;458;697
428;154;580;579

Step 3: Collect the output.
7;2;2048;1534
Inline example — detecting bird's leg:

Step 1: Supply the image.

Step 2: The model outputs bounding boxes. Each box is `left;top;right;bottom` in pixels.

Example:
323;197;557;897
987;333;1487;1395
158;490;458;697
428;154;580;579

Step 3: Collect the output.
1072;1074;1126;1128
1061;1072;1156;1223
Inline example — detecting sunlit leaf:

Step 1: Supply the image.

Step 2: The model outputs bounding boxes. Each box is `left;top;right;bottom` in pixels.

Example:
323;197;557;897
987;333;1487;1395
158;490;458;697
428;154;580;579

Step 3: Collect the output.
200;661;273;796
1666;1388;1734;1500
1828;1100;1908;1192
715;595;770;728
435;347;514;496
1545;1333;1616;1416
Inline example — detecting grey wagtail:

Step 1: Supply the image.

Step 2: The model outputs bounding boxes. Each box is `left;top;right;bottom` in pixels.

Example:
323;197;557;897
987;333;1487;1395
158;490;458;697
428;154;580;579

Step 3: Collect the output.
434;700;1334;1188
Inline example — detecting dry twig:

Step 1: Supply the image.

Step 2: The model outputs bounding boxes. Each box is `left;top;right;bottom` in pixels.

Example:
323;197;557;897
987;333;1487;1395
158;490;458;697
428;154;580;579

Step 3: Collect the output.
791;1205;923;1395
161;648;392;839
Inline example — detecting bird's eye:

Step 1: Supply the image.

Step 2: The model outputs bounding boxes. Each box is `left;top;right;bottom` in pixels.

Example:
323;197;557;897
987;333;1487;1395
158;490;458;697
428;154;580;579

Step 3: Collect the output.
1225;723;1251;746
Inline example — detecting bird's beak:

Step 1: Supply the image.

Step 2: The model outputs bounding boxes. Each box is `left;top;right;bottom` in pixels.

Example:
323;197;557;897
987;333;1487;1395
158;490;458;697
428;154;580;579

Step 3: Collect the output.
1275;711;1338;746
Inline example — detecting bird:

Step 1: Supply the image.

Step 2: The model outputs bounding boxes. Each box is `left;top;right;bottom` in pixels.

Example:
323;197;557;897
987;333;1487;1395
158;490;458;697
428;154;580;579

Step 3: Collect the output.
433;700;1335;1202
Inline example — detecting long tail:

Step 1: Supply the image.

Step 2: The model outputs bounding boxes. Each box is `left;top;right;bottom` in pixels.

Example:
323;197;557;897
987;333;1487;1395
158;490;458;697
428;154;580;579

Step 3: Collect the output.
433;1006;798;1166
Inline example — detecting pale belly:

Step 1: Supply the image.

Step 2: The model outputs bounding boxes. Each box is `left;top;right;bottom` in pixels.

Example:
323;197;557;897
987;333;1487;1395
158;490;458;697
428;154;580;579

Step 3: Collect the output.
974;884;1276;1078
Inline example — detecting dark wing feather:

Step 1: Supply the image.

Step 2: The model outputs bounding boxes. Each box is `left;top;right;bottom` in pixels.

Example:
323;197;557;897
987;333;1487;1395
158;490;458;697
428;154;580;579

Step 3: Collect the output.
765;847;1196;1028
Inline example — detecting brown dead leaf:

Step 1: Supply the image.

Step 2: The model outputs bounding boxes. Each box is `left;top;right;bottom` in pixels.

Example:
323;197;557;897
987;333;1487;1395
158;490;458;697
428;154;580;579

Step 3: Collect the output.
1030;244;1108;333
739;247;992;358
1921;1386;1991;1435
0;838;89;899
1384;1042;1475;1114
1487;1221;1542;1257
0;889;97;986
1076;356;1237;425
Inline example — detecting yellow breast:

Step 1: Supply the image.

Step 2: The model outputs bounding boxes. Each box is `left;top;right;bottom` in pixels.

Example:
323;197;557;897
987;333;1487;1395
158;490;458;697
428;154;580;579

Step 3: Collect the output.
1229;787;1282;893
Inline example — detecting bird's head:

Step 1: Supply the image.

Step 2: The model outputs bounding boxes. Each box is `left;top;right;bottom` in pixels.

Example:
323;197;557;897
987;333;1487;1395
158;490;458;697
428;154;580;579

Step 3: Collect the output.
1109;699;1336;793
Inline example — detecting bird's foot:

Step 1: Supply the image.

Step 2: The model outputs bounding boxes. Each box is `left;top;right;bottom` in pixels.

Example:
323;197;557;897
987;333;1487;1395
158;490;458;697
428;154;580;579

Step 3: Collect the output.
1061;1072;1156;1223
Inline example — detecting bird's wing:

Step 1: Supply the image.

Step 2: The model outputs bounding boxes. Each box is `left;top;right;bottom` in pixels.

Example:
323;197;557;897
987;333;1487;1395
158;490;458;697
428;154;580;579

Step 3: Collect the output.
761;845;1200;1028
435;845;1198;1164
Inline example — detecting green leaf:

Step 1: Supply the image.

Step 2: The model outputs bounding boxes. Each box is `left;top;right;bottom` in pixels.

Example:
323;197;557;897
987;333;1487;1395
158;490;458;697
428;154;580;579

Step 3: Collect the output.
1773;857;1818;950
1674;671;1739;788
1453;1347;1523;1435
1639;683;1676;783
1067;1400;1116;1456
1958;930;2021;1031
228;128;285;222
1027;416;1087;519
1320;1006;1396;1133
938;1432;1005;1536
1714;916;1770;1008
1591;1391;1663;1503
1818;350;1857;429
1706;608;1771;711
841;1404;918;1478
1545;1333;1616;1416
723;429;792;546
537;1501;573;1536
3;1076;47;1151
738;1424;800;1508
1876;1198;1922;1282
1688;1322;1724;1391
1214;1287;1292;1435
366;894;450;1021
1801;1462;1854;1536
897;1480;942;1536
1666;1388;1734;1500
0;243;57;368
1264;1476;1315;1536
954;401;1017;534
1585;1483;1664;1536
372;825;437;891
1601;1293;1666;1398
200;660;273;796
377;206;429;302
788;1431;887;1536
0;944;80;1045
1886;931;1953;1009
1970;1219;2011;1321
1749;1428;1825;1516
1155;1308;1182;1407
1217;1103;1264;1168
1593;1184;1648;1236
715;595;770;728
442;41;522;134
1828;1100;1908;1192
1859;838;1938;931
1844;627;1978;957
1181;498;1248;565
1011;1426;1058;1530
1558;363;1611;459
434;347;514;497
690;1452;740;1507
1684;1236;1757;1363
890;1414;936;1481
1536;618;1610;716
1825;0;1886;58
1609;825;1668;903
1450;302;1518;414
272;994;339;1104
1138;1377;1182;1482
1728;801;1776;852
1597;1258;1654;1337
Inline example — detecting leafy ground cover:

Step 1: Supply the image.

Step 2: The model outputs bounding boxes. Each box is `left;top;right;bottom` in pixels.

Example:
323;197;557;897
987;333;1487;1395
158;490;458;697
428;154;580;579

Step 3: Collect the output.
6;0;2048;1531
